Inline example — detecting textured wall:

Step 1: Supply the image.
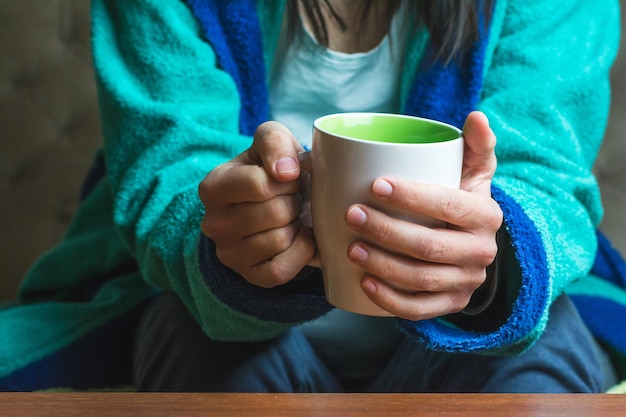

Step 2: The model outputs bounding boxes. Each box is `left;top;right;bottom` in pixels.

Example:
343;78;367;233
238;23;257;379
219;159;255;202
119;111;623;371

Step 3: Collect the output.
0;1;101;300
0;2;624;301
596;3;626;258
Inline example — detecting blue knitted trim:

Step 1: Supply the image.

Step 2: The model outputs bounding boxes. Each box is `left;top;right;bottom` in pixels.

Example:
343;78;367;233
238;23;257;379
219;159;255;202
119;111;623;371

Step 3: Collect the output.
398;185;550;352
0;302;148;391
184;0;269;136
592;231;626;288
199;236;333;323
402;0;492;127
571;295;626;351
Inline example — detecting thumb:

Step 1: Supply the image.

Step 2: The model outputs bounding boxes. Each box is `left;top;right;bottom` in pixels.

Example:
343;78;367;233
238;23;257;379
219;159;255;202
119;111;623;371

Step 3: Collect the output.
249;121;304;182
461;111;497;193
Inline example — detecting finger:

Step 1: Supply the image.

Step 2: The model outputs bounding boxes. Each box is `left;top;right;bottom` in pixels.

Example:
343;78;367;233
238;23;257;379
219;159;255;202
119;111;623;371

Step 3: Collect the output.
361;276;474;321
237;194;303;237
346;204;497;266
347;242;485;293
202;194;302;241
199;163;300;208
250;121;305;182
370;178;502;231
217;221;302;268
461;111;497;193
240;226;317;288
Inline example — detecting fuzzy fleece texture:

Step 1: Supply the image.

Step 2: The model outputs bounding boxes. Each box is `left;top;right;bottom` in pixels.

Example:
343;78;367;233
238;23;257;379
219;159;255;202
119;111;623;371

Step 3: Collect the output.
0;0;623;390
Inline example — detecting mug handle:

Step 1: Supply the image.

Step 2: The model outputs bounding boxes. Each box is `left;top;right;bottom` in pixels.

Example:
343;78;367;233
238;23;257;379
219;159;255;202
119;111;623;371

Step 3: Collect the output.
297;151;321;268
298;150;312;172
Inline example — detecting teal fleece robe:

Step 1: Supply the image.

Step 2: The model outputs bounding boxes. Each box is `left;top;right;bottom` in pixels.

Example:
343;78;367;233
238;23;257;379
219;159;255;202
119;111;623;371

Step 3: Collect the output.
0;0;622;390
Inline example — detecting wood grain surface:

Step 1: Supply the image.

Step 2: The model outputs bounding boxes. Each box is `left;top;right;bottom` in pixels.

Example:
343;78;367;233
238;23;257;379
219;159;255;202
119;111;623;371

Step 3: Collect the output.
1;393;624;417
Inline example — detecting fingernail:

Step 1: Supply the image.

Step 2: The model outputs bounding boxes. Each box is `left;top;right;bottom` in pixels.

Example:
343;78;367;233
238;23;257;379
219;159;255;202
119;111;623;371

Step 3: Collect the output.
276;157;298;174
373;179;392;197
347;206;367;226
362;278;377;294
349;245;368;262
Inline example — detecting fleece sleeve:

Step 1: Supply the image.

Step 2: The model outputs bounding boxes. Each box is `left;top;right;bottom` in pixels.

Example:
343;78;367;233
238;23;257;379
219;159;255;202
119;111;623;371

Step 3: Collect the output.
399;0;620;353
91;0;330;342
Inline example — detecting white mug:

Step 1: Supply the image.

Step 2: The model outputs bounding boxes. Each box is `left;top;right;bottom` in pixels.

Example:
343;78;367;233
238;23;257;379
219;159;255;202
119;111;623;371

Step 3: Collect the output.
308;112;464;316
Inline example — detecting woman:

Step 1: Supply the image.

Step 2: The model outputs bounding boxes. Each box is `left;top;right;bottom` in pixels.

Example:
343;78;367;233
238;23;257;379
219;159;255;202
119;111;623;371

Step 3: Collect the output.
0;0;621;392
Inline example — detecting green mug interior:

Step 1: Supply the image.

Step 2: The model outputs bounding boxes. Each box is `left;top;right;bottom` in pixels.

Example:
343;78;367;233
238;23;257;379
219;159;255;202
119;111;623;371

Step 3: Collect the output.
315;113;461;144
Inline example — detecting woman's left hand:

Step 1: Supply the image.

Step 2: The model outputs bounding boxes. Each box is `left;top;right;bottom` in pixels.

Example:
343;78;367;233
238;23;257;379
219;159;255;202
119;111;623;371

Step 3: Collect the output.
346;111;503;321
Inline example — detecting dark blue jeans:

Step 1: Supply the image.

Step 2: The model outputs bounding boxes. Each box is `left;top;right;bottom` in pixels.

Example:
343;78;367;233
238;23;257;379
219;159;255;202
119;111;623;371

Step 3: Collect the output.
133;293;616;392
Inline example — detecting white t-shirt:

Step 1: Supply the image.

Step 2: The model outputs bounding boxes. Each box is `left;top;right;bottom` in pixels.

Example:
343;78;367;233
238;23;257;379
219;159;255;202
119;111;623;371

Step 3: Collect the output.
269;5;408;148
268;5;411;383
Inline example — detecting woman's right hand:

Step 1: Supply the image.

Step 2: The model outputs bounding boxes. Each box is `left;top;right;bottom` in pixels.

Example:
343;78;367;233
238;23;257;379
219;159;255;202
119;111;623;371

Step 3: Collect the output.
198;122;316;288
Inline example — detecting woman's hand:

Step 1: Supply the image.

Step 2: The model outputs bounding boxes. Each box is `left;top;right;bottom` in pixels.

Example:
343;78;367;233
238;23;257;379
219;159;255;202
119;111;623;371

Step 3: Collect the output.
346;111;503;320
198;122;315;288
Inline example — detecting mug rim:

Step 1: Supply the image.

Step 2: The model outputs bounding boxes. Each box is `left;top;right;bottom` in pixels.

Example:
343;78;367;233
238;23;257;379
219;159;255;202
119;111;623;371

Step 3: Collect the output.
313;112;463;146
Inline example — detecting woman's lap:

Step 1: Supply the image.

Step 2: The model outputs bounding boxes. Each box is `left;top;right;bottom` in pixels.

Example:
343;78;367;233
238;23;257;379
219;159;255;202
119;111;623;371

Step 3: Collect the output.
133;292;616;393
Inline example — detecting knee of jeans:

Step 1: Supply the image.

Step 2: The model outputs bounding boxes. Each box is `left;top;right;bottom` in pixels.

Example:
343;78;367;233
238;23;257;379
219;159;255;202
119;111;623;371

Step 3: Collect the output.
261;329;344;392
